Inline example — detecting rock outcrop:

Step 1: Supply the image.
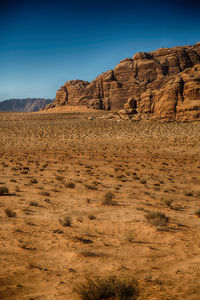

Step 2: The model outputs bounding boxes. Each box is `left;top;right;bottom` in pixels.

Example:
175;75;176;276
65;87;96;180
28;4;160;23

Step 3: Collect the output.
46;42;200;121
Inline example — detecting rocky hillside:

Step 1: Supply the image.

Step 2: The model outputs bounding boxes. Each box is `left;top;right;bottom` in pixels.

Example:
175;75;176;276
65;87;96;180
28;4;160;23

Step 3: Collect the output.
0;98;53;112
45;42;200;121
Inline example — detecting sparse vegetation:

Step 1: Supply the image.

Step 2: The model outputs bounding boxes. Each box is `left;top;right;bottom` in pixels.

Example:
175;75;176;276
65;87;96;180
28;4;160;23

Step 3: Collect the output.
162;199;172;207
10;179;16;182
15;186;21;192
65;182;75;188
29;201;39;207
0;186;9;195
1;108;200;299
5;208;16;217
52;188;60;192
86;198;91;203
125;231;135;243
29;178;38;184
145;211;169;227
40;191;50;197
140;179;147;184
102;191;117;205
56;175;64;181
74;276;139;300
85;184;98;190
59;215;72;227
88;214;96;220
185;192;193;197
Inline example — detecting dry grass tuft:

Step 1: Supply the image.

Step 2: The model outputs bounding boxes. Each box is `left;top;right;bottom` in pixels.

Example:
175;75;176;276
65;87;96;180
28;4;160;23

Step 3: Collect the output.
0;186;9;195
29;178;38;184
102;191;117;205
74;275;139;300
65;182;76;188
162;199;172;207
59;215;72;227
145;211;169;227
5;208;16;217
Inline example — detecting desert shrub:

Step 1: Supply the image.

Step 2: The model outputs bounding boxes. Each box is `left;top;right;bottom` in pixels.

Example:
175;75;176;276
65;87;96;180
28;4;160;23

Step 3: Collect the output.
140;179;147;184
65;182;75;188
21;170;28;174
162;199;172;207
0;186;9;195
40;191;50;197
23;167;29;170
74;275;139;300
195;209;200;217
59;215;72;227
5;208;16;217
117;174;125;179
52;188;60;193
53;229;63;234
85;184;98;190
10;179;16;183
102;192;117;206
75;236;93;244
125;231;135;243
145;211;169;227
56;175;64;181
88;214;96;220
15;186;21;192
185;192;193;197
29;201;39;207
132;175;140;180
80;251;102;258
29;178;38;184
11;167;17;171
77;217;83;222
44;198;51;203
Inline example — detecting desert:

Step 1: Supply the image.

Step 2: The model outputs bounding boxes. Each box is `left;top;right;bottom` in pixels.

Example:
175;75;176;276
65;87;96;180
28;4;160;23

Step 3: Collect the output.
1;1;200;298
0;107;200;299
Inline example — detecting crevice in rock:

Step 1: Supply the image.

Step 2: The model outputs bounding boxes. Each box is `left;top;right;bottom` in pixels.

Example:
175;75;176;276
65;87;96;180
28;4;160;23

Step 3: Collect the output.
161;59;170;76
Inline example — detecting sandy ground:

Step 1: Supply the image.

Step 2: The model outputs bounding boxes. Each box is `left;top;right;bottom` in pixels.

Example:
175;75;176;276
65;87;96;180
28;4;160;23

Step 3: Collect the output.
0;109;200;300
39;106;102;114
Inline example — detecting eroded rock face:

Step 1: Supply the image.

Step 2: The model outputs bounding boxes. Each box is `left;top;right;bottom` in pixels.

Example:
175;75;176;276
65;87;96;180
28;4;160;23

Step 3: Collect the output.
49;42;200;120
152;64;200;121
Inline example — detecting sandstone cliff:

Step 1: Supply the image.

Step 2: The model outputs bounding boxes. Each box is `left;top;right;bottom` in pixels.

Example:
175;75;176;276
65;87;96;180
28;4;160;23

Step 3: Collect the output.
46;42;200;121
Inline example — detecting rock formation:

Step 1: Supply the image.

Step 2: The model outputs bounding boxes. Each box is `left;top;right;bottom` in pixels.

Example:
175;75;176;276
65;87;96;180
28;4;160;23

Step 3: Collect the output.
45;42;200;121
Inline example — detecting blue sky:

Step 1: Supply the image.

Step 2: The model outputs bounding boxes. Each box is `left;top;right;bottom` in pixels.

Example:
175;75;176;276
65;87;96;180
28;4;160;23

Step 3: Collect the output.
0;0;200;101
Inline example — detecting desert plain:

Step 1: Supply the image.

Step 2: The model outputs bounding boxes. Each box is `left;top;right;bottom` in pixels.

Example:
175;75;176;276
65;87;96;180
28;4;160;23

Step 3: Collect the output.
0;107;200;299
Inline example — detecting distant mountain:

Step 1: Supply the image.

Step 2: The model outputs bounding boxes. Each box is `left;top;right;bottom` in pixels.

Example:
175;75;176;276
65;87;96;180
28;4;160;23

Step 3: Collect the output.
0;98;53;112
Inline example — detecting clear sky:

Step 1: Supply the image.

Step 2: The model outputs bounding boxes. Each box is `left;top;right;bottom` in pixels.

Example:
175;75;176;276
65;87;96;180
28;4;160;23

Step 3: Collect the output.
0;0;200;101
